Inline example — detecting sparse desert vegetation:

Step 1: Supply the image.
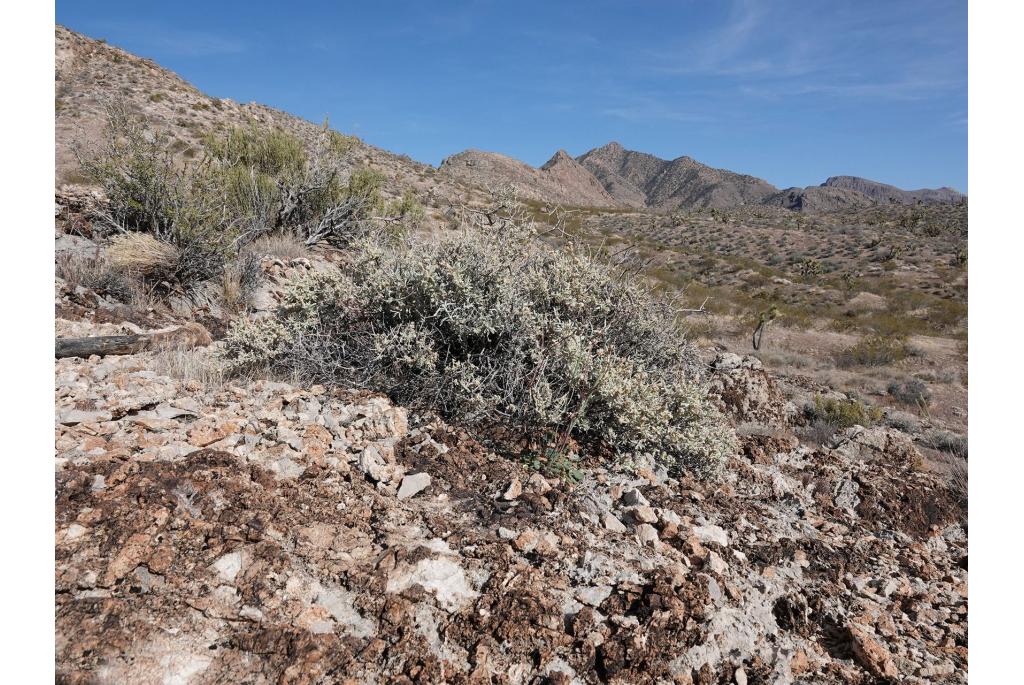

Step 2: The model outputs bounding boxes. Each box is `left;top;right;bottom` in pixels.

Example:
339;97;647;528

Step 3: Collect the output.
52;23;968;685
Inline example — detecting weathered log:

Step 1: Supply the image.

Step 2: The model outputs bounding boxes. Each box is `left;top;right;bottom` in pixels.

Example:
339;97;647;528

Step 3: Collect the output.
55;335;146;358
55;323;213;359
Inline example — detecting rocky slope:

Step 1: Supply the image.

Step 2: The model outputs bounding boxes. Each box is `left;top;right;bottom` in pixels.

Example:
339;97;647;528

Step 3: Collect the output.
55;25;475;217
763;186;878;212
438;149;621;207
54;210;967;682
823;177;964;206
577;142;780;211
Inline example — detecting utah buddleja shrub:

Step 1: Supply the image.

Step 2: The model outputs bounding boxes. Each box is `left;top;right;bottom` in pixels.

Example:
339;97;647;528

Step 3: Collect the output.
224;190;735;478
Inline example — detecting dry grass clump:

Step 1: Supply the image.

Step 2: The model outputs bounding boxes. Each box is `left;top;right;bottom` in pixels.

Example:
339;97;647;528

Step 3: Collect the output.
248;233;311;261
150;346;227;390
924;429;968;459
55;248;156;306
56;249;128;296
223;189;736;478
887;378;932;410
219;252;263;313
884;410;922;434
948;457;967;519
108;232;180;277
835;334;910;367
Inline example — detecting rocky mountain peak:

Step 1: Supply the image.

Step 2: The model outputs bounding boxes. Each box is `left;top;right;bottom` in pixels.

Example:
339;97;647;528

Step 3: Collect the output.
540;149;575;169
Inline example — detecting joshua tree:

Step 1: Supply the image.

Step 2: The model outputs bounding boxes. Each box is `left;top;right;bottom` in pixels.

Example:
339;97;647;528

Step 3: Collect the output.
752;305;780;350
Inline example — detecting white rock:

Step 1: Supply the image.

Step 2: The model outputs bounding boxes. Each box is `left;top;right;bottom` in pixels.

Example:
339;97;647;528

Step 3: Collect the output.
694;524;730;547
397;472;432;499
63;524;88;541
314;586;376;638
386;557;478;612
211;552;243;583
637;524;660;548
706;551;729;574
603;513;627;533
57;409;112;425
501;477;523;501
358;445;390;482
576;585;613;607
621;488;649;506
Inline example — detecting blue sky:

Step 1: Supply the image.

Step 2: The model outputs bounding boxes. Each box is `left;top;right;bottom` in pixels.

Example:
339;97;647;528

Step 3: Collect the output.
56;0;967;191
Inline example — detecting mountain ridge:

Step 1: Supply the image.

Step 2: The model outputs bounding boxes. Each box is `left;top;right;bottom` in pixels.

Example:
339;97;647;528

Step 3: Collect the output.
56;24;964;214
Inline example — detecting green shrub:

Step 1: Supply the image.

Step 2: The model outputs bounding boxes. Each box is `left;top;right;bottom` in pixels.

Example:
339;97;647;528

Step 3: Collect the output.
74;103;237;289
204;124;306;177
223;190;736;478
75;103;387;292
805;395;882;429
835;334;910;367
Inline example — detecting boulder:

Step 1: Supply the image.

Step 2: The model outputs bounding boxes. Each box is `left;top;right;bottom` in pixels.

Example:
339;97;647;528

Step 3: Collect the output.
707;353;787;425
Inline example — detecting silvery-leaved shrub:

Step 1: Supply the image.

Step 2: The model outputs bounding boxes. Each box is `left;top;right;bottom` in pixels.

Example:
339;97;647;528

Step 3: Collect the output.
223;189;736;478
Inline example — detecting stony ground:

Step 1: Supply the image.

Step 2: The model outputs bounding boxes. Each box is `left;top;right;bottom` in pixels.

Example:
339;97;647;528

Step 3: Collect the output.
55;266;967;683
53;25;968;683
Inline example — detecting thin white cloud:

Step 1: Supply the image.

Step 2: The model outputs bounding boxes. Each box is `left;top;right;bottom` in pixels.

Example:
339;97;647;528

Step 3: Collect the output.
640;0;965;103
89;20;245;56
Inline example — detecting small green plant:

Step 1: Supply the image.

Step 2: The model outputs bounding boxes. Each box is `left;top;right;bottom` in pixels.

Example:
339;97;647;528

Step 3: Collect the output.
75;103;389;292
805;395;882;429
522;447;584;484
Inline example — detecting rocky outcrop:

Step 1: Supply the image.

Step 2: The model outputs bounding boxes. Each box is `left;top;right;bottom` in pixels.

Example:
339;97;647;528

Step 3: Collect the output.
55;330;967;682
762;186;877;212
708;353;791;425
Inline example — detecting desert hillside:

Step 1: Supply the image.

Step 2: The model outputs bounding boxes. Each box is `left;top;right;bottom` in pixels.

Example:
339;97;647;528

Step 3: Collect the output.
55;25;480;221
54;25;967;684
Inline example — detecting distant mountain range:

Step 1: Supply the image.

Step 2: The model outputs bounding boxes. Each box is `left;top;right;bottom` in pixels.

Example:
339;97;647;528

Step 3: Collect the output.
440;142;964;212
56;23;963;216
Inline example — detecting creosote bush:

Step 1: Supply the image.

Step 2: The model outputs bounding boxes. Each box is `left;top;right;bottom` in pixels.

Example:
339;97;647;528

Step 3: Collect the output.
74;103;412;296
224;189;736;478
